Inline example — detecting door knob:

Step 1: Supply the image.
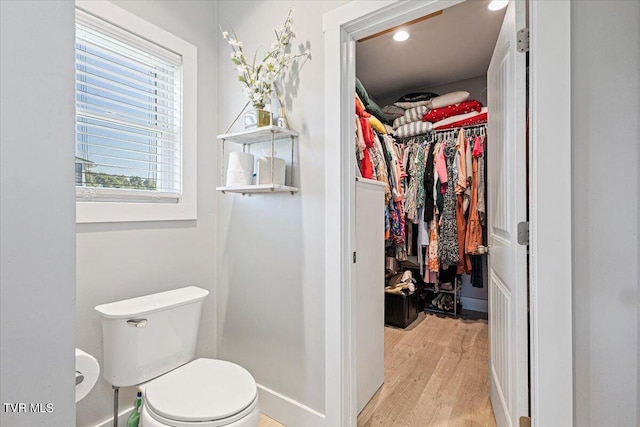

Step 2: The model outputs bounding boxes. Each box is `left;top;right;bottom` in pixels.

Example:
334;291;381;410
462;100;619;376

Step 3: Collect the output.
477;245;490;255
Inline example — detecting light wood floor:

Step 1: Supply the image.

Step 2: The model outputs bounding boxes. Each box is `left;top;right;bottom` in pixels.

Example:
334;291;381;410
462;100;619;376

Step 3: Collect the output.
358;312;497;427
259;414;285;427
259;312;495;427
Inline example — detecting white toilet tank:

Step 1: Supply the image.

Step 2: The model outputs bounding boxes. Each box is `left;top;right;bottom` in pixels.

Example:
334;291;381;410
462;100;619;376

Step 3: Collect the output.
95;286;209;387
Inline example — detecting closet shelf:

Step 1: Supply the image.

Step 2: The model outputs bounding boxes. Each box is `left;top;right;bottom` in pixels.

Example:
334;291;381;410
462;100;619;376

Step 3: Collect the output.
217;125;298;144
400;256;419;268
424;286;457;295
423;276;461;317
216;184;299;195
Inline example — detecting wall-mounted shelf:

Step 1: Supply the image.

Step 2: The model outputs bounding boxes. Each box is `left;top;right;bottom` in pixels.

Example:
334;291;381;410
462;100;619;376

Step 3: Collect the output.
218;125;298;144
216;183;299;195
217;126;298;195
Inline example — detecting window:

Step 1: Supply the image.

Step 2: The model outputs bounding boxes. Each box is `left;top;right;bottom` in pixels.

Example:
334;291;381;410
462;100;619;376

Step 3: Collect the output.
75;1;197;223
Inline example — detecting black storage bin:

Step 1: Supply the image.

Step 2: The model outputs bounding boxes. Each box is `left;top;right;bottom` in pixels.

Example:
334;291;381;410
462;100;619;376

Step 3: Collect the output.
385;291;418;328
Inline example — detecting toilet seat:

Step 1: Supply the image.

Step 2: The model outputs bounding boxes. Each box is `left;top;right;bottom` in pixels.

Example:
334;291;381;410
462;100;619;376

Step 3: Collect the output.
143;358;258;427
143;395;259;427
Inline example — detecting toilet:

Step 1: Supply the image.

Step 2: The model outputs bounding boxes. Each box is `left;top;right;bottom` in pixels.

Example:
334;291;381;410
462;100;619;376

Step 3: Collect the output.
95;286;260;427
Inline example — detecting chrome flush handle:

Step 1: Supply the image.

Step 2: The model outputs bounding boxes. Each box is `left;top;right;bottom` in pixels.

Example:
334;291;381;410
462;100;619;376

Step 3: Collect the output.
76;371;84;385
126;318;148;328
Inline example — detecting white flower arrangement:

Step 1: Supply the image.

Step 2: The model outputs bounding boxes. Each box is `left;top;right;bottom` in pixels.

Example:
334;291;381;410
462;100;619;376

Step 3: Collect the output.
221;8;310;109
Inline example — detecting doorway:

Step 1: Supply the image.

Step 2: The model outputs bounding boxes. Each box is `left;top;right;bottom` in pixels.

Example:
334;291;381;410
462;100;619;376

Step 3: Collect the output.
353;1;509;425
323;1;572;426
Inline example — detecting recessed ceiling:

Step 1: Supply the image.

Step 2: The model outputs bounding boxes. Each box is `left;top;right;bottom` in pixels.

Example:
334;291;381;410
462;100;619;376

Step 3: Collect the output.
356;0;506;103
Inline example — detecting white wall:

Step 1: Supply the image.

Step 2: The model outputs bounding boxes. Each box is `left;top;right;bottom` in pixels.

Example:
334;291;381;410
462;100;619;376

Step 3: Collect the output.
571;1;639;426
0;1;76;426
75;2;218;426
215;0;347;420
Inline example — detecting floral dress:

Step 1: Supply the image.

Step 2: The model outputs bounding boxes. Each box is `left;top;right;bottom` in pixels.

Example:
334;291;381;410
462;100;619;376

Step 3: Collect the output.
437;137;460;270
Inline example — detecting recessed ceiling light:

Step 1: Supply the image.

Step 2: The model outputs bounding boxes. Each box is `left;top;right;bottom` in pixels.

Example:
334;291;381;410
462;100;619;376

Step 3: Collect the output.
488;0;508;11
393;30;409;42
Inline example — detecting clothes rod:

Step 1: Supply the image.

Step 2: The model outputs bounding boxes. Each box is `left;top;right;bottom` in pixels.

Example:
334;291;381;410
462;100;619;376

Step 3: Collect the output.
432;123;487;133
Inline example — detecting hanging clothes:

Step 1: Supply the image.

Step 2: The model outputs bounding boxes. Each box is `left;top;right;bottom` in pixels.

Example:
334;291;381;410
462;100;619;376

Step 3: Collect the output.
403;141;426;224
415;143;426;217
417;206;428;275
470;255;484;288
389;200;405;247
371;134;391;203
464;133;473;213
427;218;439;273
437;137;460;270
423;142;436;222
454;129;468;196
381;134;402;202
403;142;420;222
436;141;448;185
456;193;471;274
476;135;486;225
359;117;375;179
454;130;471;274
355;116;373;179
465;148;484;254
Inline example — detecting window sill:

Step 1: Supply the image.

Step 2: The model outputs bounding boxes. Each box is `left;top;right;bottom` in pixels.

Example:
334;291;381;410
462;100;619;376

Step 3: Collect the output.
76;188;196;223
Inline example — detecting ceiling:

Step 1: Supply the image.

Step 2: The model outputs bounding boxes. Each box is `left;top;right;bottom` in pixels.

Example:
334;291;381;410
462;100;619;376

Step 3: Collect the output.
356;0;506;104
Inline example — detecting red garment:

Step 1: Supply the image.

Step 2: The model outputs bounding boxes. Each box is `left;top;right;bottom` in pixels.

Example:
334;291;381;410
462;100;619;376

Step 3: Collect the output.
472;135;483;158
359;117;375;179
355;96;371;118
360;151;374;179
434;112;488;130
360;117;374;146
422;100;483;123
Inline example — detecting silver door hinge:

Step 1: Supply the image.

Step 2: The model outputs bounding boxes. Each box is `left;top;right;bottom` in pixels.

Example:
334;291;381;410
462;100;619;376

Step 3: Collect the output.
517;221;530;245
519;416;532;427
353;251;357;263
517;27;529;53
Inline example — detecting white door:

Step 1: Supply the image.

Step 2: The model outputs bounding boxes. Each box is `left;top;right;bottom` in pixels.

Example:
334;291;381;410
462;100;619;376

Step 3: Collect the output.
486;1;529;426
355;178;386;413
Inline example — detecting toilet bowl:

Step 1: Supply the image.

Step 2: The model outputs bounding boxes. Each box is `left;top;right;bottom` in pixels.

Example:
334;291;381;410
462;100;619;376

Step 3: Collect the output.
139;358;260;427
94;287;259;427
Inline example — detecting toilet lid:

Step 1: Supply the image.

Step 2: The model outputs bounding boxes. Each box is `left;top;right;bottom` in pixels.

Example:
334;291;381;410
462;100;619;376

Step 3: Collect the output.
145;358;257;422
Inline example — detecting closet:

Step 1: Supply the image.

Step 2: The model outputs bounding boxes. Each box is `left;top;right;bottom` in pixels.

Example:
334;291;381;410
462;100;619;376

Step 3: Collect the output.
352;0;509;423
356;84;489;315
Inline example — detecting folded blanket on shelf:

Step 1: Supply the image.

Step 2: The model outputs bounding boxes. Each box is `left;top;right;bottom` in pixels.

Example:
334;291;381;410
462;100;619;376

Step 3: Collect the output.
433;107;488;130
383;104;405;120
393;105;429;128
422;100;483;123
393;92;439;109
394;120;434;138
426;91;470;109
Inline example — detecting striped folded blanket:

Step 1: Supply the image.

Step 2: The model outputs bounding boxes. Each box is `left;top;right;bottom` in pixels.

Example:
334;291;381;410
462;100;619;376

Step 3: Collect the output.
394;120;433;138
393;105;429;129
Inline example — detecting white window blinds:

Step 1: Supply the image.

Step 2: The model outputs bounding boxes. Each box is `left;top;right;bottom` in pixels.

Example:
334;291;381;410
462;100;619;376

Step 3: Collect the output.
75;9;183;202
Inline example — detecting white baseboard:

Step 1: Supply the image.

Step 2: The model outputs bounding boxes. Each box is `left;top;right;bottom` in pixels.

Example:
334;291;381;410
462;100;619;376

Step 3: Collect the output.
460;296;488;313
91;406;134;427
257;384;325;427
90;387;325;427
